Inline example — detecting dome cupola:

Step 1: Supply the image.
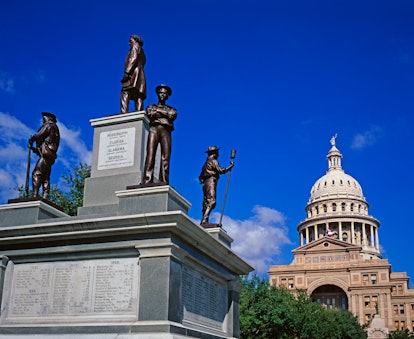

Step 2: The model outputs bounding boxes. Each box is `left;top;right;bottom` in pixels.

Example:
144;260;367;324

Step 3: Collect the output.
309;134;365;204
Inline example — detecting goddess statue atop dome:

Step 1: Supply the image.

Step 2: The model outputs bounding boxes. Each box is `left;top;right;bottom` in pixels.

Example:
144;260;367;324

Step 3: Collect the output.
330;133;338;146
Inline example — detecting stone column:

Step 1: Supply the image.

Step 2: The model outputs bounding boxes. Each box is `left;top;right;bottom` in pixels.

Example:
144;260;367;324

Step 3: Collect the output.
375;227;380;250
351;222;355;244
339;222;343;241
362;224;368;246
227;279;242;337
369;225;375;247
300;231;304;246
386;292;393;329
0;256;9;309
314;224;318;241
306;228;309;244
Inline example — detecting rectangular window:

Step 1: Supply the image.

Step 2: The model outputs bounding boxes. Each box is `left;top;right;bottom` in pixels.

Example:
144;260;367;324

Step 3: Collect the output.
364;296;371;307
401;321;406;330
363;274;369;285
394;304;398;315
280;278;287;287
365;314;372;326
400;304;405;315
288;278;294;289
395;321;399;331
371;274;377;284
392;286;397;295
411;304;414;315
372;296;378;309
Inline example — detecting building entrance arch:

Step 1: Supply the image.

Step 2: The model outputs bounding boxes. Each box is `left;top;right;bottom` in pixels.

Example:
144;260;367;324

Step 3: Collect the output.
311;284;348;310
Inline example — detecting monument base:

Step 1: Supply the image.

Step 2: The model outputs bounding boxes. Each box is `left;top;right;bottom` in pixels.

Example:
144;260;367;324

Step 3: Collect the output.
0;110;253;338
1;198;68;227
0;188;252;338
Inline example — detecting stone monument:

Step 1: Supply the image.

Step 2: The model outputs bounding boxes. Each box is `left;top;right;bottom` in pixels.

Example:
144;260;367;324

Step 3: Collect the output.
0;45;253;337
367;314;389;339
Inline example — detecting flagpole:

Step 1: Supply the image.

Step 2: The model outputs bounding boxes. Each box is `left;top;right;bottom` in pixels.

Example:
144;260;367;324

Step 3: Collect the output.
218;149;236;227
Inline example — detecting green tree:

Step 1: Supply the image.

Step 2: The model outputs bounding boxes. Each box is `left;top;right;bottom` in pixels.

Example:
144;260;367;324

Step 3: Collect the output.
389;329;414;339
240;274;367;339
17;163;91;216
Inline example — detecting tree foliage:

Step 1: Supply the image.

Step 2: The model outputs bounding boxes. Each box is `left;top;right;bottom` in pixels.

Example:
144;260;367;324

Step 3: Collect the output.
49;163;91;216
240;274;367;339
389;329;414;339
18;163;91;216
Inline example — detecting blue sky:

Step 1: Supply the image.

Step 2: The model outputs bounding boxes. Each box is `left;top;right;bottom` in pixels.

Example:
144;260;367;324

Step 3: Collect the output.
1;0;413;279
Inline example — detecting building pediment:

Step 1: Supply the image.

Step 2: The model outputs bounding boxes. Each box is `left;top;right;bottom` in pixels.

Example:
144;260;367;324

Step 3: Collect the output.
293;236;361;254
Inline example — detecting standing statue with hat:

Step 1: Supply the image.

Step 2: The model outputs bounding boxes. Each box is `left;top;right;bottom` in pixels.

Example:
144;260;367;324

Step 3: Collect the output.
142;84;177;185
27;112;60;199
120;35;146;113
199;146;234;226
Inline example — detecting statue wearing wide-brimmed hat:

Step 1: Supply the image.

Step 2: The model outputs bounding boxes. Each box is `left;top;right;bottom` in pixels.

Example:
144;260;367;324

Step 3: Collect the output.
199;146;234;225
28;112;60;199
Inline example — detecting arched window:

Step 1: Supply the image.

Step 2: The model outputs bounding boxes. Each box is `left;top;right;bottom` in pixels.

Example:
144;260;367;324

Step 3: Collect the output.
332;203;337;212
341;203;346;211
315;206;319;214
350;203;354;212
323;204;327;213
342;232;348;242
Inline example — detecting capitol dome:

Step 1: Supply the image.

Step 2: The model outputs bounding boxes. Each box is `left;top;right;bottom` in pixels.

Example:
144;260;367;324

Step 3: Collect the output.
297;135;380;260
309;140;365;204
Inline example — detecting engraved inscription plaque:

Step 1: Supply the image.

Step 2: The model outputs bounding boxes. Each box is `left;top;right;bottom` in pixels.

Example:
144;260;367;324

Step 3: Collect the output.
97;127;136;170
1;258;139;323
181;266;227;331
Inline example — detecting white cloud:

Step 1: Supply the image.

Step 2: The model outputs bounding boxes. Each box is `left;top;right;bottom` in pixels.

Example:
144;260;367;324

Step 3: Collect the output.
58;123;92;166
0;112;92;203
351;125;382;150
210;205;293;273
0;72;15;93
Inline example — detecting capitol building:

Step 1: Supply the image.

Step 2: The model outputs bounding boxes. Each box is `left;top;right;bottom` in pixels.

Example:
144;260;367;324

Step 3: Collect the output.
269;137;414;332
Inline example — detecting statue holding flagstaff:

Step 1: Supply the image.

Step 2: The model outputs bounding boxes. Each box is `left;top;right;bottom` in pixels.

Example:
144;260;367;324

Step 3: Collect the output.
120;35;146;113
199;146;234;226
27;112;60;199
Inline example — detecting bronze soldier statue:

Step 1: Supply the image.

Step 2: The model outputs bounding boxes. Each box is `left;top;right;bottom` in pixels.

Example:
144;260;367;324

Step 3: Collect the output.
120;35;146;113
142;85;177;185
28;112;60;199
199;146;234;225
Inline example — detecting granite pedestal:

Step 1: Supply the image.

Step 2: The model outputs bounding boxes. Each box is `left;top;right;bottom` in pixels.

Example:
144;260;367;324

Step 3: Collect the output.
0;112;253;338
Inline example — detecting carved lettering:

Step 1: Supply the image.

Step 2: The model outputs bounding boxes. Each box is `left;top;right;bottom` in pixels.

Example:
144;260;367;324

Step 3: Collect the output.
3;258;139;321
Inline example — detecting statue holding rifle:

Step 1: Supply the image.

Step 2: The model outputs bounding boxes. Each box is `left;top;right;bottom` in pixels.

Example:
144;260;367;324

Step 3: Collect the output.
27;112;60;199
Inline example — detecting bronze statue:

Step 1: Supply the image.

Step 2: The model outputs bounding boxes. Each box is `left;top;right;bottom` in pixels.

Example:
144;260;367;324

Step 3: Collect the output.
28;112;60;199
142;85;177;185
120;35;146;113
199;146;234;225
